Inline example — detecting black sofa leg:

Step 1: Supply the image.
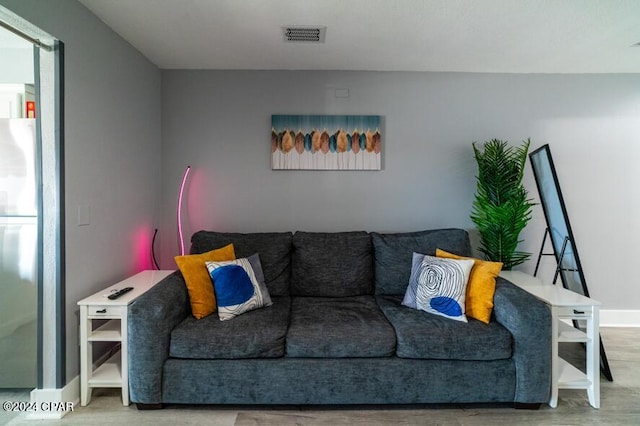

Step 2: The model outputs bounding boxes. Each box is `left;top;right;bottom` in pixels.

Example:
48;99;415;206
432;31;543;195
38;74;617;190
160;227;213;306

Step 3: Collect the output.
514;402;542;410
136;403;164;410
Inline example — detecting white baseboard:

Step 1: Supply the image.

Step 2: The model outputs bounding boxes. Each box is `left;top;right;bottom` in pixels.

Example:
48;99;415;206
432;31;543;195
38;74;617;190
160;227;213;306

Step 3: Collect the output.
23;350;116;419
25;376;79;420
601;310;640;327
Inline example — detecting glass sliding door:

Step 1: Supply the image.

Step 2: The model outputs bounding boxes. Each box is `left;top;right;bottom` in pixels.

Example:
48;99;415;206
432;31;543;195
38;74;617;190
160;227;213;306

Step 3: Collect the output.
0;25;37;388
0;115;37;389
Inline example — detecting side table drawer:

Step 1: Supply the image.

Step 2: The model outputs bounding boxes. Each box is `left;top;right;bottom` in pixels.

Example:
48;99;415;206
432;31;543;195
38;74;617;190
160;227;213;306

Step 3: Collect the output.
557;306;591;319
88;305;125;317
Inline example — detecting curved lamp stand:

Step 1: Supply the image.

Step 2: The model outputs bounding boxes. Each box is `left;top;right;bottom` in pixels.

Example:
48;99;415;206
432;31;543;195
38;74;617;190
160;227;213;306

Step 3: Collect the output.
151;228;160;269
177;166;191;256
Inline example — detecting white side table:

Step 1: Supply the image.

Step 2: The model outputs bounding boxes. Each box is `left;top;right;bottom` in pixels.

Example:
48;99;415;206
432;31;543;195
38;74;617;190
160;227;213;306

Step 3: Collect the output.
77;270;173;406
500;271;600;409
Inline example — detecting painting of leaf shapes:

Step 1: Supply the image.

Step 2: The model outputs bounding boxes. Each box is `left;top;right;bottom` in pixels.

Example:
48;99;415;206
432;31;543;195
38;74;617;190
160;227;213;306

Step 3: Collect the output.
271;115;382;170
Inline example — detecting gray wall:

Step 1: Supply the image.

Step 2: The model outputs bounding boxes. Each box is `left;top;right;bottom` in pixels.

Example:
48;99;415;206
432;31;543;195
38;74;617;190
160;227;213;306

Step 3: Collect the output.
161;70;640;311
0;0;162;382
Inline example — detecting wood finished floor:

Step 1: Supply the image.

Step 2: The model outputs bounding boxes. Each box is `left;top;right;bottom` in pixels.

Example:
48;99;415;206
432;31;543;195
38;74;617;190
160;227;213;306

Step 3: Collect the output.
3;327;639;425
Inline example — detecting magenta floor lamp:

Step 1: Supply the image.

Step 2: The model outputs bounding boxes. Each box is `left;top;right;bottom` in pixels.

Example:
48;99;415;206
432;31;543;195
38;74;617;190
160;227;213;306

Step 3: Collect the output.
177;165;191;256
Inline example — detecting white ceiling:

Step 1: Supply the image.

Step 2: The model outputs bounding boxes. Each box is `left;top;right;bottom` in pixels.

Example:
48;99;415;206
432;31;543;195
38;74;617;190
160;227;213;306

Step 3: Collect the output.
79;0;640;73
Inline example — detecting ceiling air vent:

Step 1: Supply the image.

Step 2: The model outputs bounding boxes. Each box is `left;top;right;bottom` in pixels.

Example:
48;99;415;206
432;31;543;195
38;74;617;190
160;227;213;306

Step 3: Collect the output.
283;26;326;43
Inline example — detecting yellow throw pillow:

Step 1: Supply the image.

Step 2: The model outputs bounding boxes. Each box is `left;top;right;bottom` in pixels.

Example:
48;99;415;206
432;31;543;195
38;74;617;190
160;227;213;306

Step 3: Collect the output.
175;244;236;319
435;248;503;324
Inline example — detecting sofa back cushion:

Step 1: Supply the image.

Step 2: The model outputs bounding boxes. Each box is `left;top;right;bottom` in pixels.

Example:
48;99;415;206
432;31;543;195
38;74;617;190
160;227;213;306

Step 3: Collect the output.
291;231;373;297
190;231;293;296
371;229;472;295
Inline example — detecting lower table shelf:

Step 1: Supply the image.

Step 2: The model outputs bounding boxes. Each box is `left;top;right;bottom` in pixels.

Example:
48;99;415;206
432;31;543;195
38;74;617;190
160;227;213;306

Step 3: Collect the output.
88;351;122;388
557;357;592;389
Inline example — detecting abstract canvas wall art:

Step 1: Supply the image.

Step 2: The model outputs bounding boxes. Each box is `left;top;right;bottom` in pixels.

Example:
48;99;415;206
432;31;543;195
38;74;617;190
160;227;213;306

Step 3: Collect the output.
271;115;381;170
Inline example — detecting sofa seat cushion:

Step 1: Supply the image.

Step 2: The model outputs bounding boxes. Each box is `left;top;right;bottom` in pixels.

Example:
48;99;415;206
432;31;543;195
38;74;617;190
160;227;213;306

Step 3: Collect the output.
377;295;512;361
170;296;291;359
286;296;396;358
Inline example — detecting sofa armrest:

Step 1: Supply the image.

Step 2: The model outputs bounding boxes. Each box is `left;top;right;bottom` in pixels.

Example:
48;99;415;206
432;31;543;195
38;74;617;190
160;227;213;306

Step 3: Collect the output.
493;277;552;404
128;271;189;404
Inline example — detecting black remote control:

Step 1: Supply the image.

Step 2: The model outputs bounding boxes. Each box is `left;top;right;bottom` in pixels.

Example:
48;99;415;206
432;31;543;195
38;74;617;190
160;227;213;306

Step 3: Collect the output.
108;287;134;300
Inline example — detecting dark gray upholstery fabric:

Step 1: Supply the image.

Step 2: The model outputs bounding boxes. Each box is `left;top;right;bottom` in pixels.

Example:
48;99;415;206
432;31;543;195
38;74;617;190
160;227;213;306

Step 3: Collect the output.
291;231;373;297
493;277;552;404
128;272;190;404
371;229;472;295
170;297;291;359
286;296;396;357
161;357;515;405
377;295;512;360
190;231;293;296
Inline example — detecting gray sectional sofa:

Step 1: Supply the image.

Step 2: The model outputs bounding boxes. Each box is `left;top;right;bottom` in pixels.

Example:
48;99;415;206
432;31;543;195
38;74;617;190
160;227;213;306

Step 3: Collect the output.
128;229;551;409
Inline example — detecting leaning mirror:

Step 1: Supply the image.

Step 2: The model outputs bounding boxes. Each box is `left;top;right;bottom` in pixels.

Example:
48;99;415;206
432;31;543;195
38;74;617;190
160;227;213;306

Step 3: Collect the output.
529;144;612;381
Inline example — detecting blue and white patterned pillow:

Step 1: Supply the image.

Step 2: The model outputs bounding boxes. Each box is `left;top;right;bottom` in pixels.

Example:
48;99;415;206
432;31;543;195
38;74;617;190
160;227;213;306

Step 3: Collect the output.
402;252;474;322
206;253;273;321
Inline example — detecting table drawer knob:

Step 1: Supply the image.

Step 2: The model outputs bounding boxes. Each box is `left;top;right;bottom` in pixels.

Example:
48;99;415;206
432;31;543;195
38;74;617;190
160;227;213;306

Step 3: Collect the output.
91;307;110;315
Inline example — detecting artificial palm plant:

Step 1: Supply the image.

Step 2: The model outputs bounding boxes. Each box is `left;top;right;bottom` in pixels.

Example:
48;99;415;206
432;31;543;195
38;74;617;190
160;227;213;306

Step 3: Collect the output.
471;138;534;270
